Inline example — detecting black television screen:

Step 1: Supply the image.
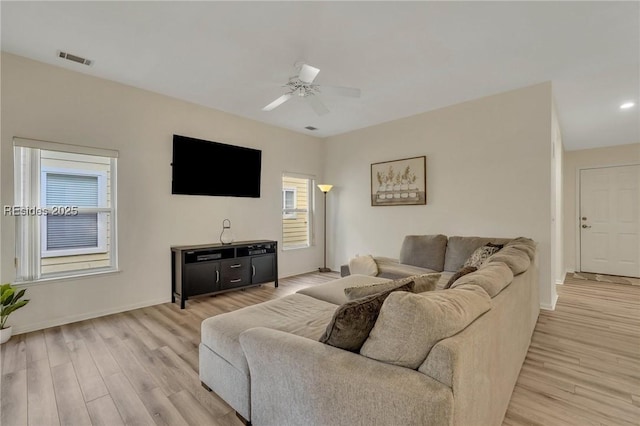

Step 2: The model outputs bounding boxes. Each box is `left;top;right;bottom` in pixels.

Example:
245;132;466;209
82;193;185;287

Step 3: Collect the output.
172;135;261;197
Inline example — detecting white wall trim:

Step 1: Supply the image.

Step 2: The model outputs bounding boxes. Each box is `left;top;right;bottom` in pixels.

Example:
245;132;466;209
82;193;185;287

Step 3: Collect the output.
12;296;170;335
540;293;558;311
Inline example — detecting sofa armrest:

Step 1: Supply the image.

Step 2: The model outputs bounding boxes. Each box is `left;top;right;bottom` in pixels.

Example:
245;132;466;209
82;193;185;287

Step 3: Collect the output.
240;327;453;426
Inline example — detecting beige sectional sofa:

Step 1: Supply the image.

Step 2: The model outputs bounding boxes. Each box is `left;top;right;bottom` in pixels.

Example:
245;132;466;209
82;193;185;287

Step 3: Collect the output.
199;235;539;425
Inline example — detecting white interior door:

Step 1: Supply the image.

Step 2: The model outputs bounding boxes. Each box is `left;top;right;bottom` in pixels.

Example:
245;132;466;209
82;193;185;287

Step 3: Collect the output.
580;165;640;278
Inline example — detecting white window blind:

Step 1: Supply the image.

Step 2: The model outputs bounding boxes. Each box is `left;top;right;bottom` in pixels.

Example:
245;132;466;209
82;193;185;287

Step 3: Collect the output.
46;214;98;250
46;174;99;207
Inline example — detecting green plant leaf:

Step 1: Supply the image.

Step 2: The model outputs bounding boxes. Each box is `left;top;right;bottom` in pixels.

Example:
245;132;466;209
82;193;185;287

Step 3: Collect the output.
2;300;29;317
14;289;26;302
0;288;14;304
2;293;15;306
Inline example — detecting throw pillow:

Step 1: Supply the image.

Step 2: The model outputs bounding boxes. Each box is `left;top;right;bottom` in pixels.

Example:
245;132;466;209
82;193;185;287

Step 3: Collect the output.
443;266;477;289
463;244;502;268
319;281;415;352
348;254;378;276
360;285;491;369
486;242;505;250
344;273;441;300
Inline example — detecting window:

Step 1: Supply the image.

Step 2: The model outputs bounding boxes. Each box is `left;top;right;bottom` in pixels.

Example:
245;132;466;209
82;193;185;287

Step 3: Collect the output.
282;187;297;219
41;168;108;257
282;174;314;250
13;138;118;281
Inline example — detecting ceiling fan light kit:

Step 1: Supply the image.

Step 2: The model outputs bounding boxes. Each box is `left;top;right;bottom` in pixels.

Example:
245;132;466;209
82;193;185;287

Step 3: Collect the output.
262;62;361;116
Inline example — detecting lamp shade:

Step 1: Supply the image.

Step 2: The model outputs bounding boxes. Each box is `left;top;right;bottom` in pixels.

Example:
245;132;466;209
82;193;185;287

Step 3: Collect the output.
317;184;333;193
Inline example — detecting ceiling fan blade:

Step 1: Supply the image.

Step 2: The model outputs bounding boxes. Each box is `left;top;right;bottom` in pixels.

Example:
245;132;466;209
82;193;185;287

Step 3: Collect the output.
298;64;320;83
262;94;292;111
321;85;361;98
306;95;329;116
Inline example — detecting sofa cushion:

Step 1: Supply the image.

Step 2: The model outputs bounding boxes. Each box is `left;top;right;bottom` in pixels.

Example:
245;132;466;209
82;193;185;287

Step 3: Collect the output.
485;246;531;275
360;285;491;369
297;274;390;305
443;236;512;272
463;244;502;268
450;262;514;297
344;273;441;300
444;266;477;289
319;281;415;352
348;255;378;276
201;294;337;374
399;235;448;272
374;257;438;279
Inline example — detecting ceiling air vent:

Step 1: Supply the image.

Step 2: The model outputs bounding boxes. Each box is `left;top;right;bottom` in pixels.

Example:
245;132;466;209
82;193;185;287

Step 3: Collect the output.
57;51;93;66
305;126;318;131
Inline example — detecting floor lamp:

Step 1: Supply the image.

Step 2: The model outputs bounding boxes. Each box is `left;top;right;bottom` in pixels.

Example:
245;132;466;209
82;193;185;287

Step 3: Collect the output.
317;184;333;273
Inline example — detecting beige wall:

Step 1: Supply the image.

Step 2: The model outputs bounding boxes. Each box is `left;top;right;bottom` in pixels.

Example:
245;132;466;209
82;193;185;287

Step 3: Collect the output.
1;53;325;333
324;83;556;309
563;143;640;274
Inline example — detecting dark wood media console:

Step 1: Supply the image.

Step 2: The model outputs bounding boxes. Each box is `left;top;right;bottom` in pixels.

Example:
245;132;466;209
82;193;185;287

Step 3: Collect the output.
171;240;278;309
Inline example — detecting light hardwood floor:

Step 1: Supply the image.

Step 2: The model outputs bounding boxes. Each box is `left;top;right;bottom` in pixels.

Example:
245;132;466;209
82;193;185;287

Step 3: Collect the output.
504;274;640;426
2;272;638;426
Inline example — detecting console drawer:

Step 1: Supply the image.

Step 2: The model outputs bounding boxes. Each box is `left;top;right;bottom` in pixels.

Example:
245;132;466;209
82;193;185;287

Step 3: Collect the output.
220;259;251;289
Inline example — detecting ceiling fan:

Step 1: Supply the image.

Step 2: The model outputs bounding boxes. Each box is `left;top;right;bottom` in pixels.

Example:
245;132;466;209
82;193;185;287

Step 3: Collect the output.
262;62;361;116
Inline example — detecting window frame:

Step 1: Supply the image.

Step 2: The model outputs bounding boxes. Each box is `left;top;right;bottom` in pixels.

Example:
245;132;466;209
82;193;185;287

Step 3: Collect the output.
40;166;109;258
13;137;119;283
281;173;315;251
282;187;298;219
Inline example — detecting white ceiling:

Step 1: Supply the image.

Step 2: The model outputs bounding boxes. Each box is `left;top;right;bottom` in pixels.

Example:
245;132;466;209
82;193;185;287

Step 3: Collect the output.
1;1;638;150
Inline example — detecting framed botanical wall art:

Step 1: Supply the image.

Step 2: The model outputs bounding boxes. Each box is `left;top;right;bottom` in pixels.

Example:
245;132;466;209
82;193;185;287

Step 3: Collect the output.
371;156;426;206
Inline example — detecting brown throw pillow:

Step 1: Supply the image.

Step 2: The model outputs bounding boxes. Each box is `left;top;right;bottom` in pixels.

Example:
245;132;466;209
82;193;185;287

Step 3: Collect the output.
319;281;415;352
444;266;477;289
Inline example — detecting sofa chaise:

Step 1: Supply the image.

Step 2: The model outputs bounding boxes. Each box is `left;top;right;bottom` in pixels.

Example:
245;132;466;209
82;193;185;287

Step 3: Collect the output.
199;235;539;425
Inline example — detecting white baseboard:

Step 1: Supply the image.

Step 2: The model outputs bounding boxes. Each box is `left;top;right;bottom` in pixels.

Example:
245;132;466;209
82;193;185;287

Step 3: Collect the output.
540;293;558;311
13;296;171;335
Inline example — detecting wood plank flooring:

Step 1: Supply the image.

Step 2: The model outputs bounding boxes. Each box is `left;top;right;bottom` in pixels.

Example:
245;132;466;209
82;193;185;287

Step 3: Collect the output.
1;272;339;426
2;271;638;426
504;274;640;426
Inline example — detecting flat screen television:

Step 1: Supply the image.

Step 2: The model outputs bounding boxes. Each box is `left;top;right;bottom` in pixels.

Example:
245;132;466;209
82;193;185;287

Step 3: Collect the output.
172;135;262;197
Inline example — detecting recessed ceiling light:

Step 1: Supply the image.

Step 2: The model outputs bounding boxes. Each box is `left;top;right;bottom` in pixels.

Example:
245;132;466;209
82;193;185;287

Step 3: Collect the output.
620;102;635;109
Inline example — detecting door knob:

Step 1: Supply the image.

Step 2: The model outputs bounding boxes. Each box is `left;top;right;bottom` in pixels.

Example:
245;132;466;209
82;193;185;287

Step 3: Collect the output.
582;224;591;229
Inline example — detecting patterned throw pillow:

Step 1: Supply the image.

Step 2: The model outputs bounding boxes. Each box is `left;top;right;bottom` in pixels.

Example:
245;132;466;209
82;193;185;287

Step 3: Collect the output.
463;244;502;268
320;281;415;352
444;266;477;289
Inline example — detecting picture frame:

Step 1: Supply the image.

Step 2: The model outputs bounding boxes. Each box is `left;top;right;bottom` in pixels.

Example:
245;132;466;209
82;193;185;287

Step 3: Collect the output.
371;156;426;206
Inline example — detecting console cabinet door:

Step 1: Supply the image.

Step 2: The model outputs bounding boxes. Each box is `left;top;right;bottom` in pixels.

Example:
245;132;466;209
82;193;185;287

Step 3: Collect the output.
251;254;276;284
184;261;220;296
